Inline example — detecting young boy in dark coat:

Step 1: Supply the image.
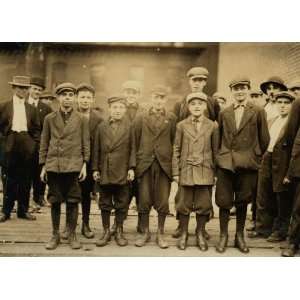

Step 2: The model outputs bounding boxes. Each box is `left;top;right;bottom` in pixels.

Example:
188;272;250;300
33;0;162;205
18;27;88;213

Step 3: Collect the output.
172;92;219;251
40;83;90;250
92;95;135;247
132;85;177;249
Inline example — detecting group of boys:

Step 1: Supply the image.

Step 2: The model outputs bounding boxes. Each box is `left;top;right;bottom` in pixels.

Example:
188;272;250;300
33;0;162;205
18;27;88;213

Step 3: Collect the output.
1;67;300;257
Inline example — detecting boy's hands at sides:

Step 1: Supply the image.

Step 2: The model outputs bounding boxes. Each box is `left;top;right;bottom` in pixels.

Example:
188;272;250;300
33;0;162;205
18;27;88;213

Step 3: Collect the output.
78;162;87;182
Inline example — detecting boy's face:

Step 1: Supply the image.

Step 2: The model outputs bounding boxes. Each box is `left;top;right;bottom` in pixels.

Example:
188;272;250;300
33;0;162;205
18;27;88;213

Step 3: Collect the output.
231;84;249;103
290;87;300;98
29;84;44;100
189;77;207;92
188;99;207;117
13;85;29;99
123;88;140;104
276;97;292;117
151;93;167;110
57;90;75;109
109;101;127;120
41;97;52;106
250;94;265;107
77;90;94;111
265;83;282;101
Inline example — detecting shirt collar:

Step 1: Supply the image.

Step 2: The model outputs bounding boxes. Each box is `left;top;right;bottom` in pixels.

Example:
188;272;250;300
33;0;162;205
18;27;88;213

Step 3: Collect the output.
233;100;247;109
60;107;73;116
13;94;25;104
127;102;139;109
149;107;166;116
192;115;203;123
109;117;122;124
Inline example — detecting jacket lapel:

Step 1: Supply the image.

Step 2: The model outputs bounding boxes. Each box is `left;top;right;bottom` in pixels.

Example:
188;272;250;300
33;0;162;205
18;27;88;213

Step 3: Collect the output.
6;100;13;129
236;103;255;134
195;117;211;141
144;113;158;136
183;116;197;140
110;118;128;149
225;105;237;134
89;110;100;135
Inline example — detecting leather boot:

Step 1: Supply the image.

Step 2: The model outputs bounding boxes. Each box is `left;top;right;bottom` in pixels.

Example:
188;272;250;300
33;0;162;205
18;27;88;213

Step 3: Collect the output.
216;208;229;253
115;225;128;247
196;214;209;251
46;204;61;250
281;243;298;257
67;203;81;250
156;214;169;249
172;222;182;238
234;205;249;253
135;213;150;247
81;222;95;239
177;214;189;250
96;210;111;247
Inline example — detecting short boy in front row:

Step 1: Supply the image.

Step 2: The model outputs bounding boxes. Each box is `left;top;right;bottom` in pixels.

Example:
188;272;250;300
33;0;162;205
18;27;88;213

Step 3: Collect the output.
92;95;135;247
40;83;90;250
172;92;219;251
133;85;177;249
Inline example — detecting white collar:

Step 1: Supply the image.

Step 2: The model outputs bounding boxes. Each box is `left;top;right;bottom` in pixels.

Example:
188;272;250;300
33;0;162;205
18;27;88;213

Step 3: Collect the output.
13;94;25;104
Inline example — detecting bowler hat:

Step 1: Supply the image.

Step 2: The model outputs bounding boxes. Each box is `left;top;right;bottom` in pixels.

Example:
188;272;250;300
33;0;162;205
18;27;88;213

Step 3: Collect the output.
76;83;95;95
274;91;295;102
260;76;287;94
186;67;209;80
287;80;300;90
186;92;208;104
54;82;76;95
107;94;127;105
8;76;30;87
30;77;45;89
122;80;141;92
229;77;251;89
151;85;168;96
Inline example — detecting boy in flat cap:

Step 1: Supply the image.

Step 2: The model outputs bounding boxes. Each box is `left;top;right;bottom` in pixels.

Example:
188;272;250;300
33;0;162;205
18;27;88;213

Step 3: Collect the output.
250;90;265;108
215;77;270;254
40;91;59;111
40;82;90;250
132;85;176;248
0;76;40;222
28;77;52;211
172;92;219;251
260;76;287;121
288;80;300;98
212;92;227;111
92;95;135;247
248;92;294;243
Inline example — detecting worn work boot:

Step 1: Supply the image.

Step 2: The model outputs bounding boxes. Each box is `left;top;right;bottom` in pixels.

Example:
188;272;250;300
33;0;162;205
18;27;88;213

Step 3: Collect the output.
156;214;169;249
135;213;151;247
68;232;81;249
281;243;298;257
45;233;60;250
267;231;286;243
96;210;111;247
67;204;81;249
177;214;189;250
234;205;249;253
115;225;128;247
216;208;229;253
196;214;209;251
81;222;95;239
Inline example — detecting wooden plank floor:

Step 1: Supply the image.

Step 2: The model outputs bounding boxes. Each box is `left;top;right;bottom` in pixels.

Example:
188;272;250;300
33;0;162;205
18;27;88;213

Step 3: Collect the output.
0;199;293;257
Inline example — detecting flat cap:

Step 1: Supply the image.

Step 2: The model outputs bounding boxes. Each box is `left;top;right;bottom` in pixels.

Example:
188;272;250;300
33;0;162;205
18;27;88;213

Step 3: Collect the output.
212;92;227;102
260;76;287;94
107;94;127;105
40;91;55;99
151;84;168;96
122;80;141;92
186;67;209;79
250;89;263;96
54;82;76;95
76;83;95;94
274;91;295;102
229;77;251;89
30;77;45;89
186;92;208;104
8;75;31;87
287;80;300;90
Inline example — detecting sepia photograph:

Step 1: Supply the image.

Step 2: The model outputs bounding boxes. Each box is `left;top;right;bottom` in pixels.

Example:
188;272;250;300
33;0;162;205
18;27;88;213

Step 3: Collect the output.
0;42;300;257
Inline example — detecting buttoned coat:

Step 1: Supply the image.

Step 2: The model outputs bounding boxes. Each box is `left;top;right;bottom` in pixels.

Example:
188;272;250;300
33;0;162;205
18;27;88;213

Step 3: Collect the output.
92;117;136;185
217;101;270;172
39;110;90;173
172;115;219;186
133;110;177;179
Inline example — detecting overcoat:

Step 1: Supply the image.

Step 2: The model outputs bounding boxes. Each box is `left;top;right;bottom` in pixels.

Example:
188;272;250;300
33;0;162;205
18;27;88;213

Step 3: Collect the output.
172;115;219;186
39;109;90;173
216;101;270;172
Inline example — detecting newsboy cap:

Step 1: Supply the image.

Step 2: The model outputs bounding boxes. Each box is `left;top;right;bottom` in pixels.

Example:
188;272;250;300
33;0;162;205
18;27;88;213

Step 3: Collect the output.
54;82;76;95
287;79;300;90
186;92;208;104
121;80;141;92
107;94;127;105
40;90;55;100
274;91;295;102
260;76;287;94
151;84;168;96
76;83;95;94
212;92;227;102
8;75;31;87
186;67;209;79
30;77;45;89
250;89;263;96
229;77;251;89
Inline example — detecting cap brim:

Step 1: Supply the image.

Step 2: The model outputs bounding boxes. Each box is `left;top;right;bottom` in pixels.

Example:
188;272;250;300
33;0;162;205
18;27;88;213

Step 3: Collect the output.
8;82;30;87
260;81;287;94
190;75;208;80
56;88;75;94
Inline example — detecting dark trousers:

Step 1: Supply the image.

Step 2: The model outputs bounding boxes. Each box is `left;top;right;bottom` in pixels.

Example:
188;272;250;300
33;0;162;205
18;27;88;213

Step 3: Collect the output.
215;168;257;209
256;152;293;236
31;152;46;204
80;172;94;224
99;184;129;223
137;160;170;215
2;132;35;217
288;178;300;245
